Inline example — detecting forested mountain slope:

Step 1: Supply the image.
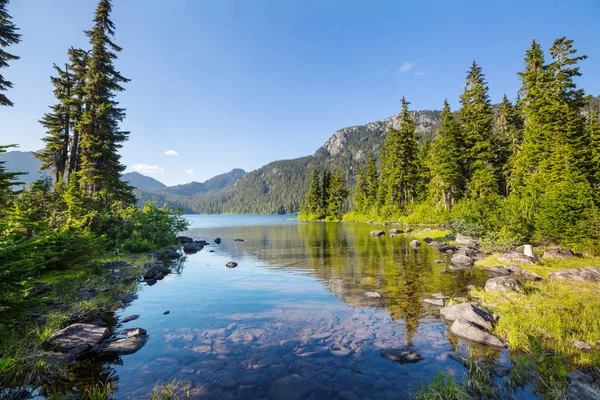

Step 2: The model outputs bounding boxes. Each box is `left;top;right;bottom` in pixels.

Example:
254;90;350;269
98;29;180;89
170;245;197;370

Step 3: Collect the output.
147;110;442;214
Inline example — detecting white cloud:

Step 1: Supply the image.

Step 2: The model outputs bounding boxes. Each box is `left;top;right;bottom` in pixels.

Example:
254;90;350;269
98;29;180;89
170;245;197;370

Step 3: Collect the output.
398;61;416;73
185;169;195;176
131;164;165;175
414;71;426;76
164;150;179;156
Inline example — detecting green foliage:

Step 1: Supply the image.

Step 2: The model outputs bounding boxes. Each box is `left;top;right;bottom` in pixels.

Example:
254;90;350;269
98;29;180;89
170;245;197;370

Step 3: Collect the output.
0;144;25;209
0;0;21;107
415;372;469;400
299;168;349;221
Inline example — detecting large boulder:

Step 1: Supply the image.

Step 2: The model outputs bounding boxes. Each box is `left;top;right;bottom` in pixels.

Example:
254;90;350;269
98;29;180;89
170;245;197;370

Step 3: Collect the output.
567;380;600;400
370;230;385;238
484;266;512;276
450;319;507;348
380;348;422;364
450;253;474;268
389;229;402;237
268;374;332;400
440;303;495;330
101;328;148;356
548;268;600;283
46;323;110;355
497;252;536;264
183;242;204;253
143;263;171;280
543;246;575;260
485;276;522;292
455;233;479;248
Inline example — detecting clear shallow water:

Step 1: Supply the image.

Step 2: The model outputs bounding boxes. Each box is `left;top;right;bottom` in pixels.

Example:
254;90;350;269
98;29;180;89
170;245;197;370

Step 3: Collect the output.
87;215;528;399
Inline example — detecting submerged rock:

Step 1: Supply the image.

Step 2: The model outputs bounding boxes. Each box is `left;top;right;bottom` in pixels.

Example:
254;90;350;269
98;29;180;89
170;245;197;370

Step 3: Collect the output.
450;253;474;268
101;328;148;356
46;323;110;355
548;268;600;282
122;314;140;323
543;246;575;259
410;240;421;248
370;230;385;237
226;262;238;269
485;276;522;292
380;348;423;364
268;374;332;400
440;303;495;330
450;319;507;348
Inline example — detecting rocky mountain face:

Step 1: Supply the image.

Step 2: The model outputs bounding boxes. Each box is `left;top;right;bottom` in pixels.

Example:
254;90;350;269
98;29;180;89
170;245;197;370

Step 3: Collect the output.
122;172;167;190
159;111;442;214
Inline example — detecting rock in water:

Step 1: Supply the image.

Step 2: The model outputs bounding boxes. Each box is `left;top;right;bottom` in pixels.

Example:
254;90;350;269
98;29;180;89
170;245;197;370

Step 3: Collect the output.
440;303;495;330
143;263;171;280
101;329;148;356
455;233;479;248
380;348;423;364
122;315;140;323
389;228;403;237
423;299;444;306
268;374;332;400
543;246;574;259
365;292;382;298
214;237;222;244
450;319;507;348
226;262;238;268
234;238;245;242
176;236;193;244
183;242;204;253
370;230;385;237
410;240;421;248
46;323;111;355
405;228;413;233
450;253;474;268
548;267;600;282
484;276;522;292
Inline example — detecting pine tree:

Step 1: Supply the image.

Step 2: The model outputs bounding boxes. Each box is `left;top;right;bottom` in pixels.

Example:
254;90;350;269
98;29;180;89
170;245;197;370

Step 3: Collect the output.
378;98;420;209
36;64;75;183
327;170;349;220
365;154;378;209
66;47;89;176
0;144;24;208
0;0;21;107
321;169;332;213
493;95;521;195
587;111;600;192
458;61;497;198
300;168;322;217
428;100;464;211
77;0;133;205
354;164;368;213
417;137;432;199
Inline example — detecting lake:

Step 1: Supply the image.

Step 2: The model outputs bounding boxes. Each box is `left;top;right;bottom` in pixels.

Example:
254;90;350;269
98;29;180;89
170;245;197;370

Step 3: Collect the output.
91;215;528;399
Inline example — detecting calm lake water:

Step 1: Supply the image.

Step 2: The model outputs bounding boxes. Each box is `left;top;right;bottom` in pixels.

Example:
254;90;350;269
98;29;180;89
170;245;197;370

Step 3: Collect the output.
86;215;529;399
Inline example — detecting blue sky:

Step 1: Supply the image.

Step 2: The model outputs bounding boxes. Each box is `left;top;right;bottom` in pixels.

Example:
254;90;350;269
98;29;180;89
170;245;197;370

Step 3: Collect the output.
1;0;599;185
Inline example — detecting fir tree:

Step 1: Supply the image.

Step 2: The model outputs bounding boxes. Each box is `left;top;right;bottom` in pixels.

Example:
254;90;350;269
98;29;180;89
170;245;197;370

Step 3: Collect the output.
66;47;89;176
327;170;349;220
493;95;521;194
587;111;600;192
458;61;497;198
354;164;368;213
36;64;75;183
428;100;464;212
300;168;322;217
0;144;24;208
365;154;378;209
77;0;133;205
321;169;332;213
0;0;21;107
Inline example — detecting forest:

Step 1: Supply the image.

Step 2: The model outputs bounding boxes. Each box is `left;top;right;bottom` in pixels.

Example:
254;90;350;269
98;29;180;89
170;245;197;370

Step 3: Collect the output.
300;40;600;252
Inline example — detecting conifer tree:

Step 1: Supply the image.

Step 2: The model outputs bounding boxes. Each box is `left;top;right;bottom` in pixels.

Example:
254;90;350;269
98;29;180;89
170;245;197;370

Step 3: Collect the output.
36;64;75;183
300;168;322;217
428;100;464;211
0;144;24;208
458;61;497;198
354;164;368;213
365;154;378;209
586;111;600;192
327;170;349;220
66;47;89;176
493;95;521;194
0;0;20;107
321;169;332;213
77;0;133;205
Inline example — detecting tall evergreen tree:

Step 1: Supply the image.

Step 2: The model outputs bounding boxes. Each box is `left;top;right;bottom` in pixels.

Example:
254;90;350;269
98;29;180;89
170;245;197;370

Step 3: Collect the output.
67;47;89;176
300;168;322;217
0;0;20;107
365;154;378;208
354;164;368;213
428;100;464;212
586;111;600;193
36;64;75;183
458;61;497;198
321;169;332;212
77;0;133;205
327;170;349;220
493;95;521;195
378;98;420;209
0;144;24;208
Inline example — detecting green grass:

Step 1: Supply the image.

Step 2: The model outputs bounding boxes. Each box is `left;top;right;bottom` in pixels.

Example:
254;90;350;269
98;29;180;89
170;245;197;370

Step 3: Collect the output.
473;253;600;367
149;380;191;400
414;372;469;400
